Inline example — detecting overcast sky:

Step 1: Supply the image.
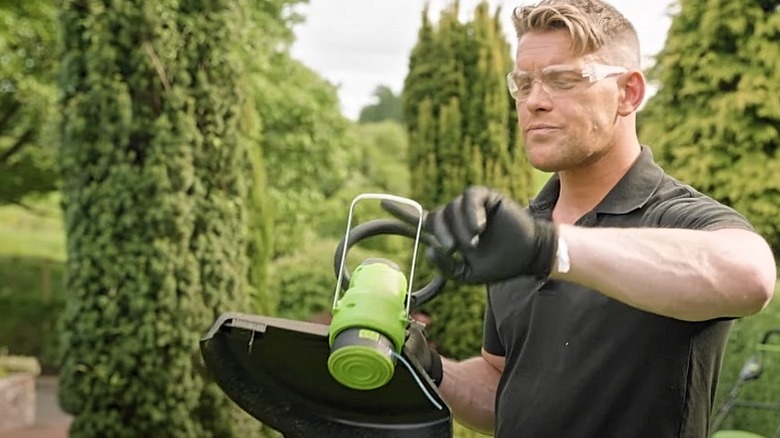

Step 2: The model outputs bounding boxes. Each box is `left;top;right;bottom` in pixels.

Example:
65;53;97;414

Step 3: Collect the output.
290;1;676;120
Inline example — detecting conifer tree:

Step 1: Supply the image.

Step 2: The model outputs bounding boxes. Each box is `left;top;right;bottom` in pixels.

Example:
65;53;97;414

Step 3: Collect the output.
639;0;780;254
403;2;535;359
58;0;266;435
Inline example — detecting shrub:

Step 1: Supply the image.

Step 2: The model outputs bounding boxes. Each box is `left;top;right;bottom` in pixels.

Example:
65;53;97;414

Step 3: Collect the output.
0;352;41;378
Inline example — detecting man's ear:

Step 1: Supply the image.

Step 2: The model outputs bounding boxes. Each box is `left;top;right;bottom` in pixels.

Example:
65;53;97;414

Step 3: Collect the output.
618;70;646;115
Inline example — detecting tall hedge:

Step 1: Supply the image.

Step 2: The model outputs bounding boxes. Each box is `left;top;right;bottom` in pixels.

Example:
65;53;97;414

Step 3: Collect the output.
638;0;780;254
58;0;263;436
403;2;535;359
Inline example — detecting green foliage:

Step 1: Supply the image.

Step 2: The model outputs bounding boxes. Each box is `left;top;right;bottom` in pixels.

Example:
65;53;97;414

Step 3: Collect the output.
245;144;276;316
713;293;780;436
0;352;41;378
256;39;414;261
57;0;265;436
0;1;61;205
0;293;63;371
272;122;410;266
336;121;414;255
453;422;492;438
248;0;303;49
256;52;359;257
266;120;419;323
239;0;303;317
271;238;380;321
532;169;552;195
0;198;67;371
639;0;780;254
349;121;411;196
246;0;357;262
0;196;65;261
358;85;404;124
240;0;308;316
402;2;536;359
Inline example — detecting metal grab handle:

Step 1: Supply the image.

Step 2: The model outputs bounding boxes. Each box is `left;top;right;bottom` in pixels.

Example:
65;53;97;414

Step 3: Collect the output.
332;194;425;319
331;193;445;316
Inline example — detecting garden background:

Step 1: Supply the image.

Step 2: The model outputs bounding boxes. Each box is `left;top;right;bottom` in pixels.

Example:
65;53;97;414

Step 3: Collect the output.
1;0;779;437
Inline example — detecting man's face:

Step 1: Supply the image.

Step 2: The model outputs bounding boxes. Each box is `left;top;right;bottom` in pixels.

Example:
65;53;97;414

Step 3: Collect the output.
514;30;623;173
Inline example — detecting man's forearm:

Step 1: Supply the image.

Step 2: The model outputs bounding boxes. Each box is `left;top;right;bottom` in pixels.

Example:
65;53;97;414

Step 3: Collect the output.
438;355;500;434
551;226;776;321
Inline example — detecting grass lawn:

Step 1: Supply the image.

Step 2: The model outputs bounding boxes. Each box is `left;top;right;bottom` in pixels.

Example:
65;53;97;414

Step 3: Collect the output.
714;291;780;436
0;194;65;262
0;195;67;368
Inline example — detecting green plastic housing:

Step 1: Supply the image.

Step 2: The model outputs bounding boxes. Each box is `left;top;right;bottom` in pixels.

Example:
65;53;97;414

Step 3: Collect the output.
328;260;409;390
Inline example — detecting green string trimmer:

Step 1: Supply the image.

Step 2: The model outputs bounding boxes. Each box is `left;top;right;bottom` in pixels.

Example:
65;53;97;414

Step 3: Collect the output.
199;193;450;437
328;193;443;391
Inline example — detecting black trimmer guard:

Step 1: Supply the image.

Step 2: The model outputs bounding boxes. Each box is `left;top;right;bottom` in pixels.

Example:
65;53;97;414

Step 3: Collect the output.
200;313;452;438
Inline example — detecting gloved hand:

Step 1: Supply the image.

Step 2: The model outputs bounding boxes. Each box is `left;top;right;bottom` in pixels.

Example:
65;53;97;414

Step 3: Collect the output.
425;186;558;283
404;321;443;386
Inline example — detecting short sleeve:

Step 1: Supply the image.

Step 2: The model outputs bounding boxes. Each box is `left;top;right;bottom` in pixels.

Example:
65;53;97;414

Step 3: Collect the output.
483;287;505;356
654;193;754;232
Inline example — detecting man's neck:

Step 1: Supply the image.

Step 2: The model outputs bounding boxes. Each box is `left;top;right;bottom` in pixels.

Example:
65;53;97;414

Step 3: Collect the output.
552;144;641;224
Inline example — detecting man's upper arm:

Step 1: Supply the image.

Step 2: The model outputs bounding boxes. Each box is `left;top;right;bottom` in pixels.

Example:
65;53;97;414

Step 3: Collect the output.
654;192;776;307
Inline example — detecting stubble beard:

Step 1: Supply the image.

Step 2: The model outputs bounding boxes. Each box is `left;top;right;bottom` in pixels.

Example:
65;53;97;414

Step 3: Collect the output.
525;131;611;173
525;134;580;173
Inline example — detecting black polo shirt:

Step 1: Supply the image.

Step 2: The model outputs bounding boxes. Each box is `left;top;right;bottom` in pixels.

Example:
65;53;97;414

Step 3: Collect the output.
484;147;754;438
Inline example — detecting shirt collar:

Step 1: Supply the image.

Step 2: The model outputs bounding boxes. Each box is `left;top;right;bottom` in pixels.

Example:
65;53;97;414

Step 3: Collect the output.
530;146;664;217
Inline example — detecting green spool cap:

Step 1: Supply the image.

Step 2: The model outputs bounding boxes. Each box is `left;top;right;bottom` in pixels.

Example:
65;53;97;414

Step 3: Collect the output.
328;327;395;390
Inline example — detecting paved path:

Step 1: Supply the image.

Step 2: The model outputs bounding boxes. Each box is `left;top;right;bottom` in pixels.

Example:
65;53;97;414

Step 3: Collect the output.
0;376;71;438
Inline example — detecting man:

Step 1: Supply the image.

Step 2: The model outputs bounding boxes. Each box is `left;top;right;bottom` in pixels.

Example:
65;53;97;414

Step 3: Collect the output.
404;1;777;437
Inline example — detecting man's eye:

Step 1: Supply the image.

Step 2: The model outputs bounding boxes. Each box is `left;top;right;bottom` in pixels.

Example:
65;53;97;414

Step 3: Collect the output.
545;73;582;90
513;77;534;91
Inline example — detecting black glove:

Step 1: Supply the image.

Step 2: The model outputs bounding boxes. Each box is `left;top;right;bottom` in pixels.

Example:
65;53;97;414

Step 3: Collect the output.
404;321;443;386
425;186;558;283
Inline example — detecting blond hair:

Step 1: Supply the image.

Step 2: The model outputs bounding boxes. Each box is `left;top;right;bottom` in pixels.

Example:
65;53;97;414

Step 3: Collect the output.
512;0;640;67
